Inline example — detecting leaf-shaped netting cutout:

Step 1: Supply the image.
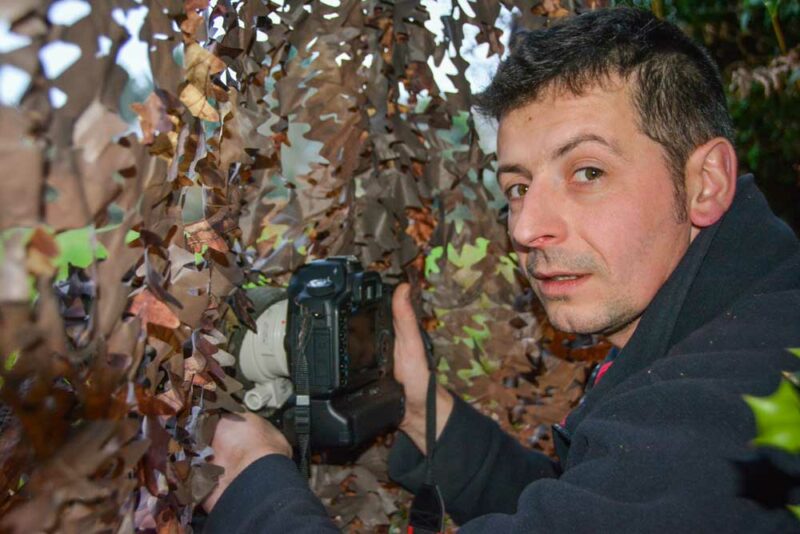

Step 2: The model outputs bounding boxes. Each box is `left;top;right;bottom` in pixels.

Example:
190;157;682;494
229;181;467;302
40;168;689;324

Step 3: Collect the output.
0;1;603;530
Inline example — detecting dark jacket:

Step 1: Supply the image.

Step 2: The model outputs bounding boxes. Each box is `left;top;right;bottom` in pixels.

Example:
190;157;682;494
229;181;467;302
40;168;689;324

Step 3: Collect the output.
205;176;800;532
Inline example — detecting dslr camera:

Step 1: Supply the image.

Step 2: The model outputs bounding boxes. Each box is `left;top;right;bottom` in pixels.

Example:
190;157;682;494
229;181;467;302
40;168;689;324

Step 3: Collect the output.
232;257;404;450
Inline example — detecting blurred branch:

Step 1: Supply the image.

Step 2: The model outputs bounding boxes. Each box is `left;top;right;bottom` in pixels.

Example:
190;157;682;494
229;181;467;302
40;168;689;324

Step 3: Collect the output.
764;0;788;54
770;11;788;54
652;0;664;19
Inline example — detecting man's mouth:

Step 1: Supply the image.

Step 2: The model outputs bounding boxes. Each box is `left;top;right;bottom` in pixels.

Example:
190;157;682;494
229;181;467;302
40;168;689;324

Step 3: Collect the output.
532;272;585;281
531;272;589;297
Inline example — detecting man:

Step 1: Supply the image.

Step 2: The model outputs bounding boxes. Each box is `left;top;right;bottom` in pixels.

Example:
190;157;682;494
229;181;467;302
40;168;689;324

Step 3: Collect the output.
203;7;800;532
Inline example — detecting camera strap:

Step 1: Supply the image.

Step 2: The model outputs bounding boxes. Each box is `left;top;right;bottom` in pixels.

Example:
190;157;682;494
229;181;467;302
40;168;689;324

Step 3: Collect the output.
294;303;313;478
407;332;444;534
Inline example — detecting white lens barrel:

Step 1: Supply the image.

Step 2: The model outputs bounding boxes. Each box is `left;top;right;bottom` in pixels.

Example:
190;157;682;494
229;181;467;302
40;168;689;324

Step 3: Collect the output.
243;378;293;411
239;298;293;409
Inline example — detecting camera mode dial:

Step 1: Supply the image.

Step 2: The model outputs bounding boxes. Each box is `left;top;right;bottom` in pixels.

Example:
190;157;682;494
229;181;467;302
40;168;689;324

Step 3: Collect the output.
307;277;335;297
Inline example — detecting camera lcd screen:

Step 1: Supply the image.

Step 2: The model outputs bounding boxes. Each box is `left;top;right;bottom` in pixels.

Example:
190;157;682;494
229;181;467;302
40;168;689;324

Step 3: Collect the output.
347;308;377;371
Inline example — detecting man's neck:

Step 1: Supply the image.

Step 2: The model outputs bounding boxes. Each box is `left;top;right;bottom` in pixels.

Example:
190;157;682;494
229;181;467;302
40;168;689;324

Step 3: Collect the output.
605;317;641;349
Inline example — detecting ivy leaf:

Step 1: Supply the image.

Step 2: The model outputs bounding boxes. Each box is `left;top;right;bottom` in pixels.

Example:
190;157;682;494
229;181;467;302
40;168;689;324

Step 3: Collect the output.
743;380;800;453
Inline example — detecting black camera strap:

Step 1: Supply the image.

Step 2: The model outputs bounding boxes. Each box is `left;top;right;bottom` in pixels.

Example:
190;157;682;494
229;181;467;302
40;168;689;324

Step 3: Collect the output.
294;302;313;478
407;331;444;534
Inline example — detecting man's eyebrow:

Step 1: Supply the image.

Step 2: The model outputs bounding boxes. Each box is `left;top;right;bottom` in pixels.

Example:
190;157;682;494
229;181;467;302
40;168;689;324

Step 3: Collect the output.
496;163;532;178
551;133;625;160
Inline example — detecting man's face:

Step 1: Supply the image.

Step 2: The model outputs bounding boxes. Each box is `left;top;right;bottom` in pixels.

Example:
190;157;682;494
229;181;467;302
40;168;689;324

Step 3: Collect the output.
496;82;693;347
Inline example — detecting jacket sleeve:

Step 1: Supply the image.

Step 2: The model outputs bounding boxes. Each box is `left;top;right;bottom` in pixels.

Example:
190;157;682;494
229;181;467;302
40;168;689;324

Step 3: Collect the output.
388;393;560;524
203;454;339;533
204;360;800;533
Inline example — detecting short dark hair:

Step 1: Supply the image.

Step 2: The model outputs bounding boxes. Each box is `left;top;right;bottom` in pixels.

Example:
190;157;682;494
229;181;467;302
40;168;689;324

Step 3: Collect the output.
475;7;735;221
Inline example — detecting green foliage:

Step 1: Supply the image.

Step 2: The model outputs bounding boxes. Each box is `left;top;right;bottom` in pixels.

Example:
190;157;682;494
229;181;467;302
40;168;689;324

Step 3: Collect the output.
456;359;487;385
425;246;444;277
54;226;109;280
496;254;518;284
612;1;800;231
729;87;800;223
460;314;491;351
763;0;782;18
4;350;19;371
744;350;800;521
744;378;800;453
125;229;140;244
446;238;489;269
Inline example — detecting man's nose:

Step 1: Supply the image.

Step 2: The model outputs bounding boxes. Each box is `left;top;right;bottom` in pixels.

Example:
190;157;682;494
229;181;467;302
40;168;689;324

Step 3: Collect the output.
509;181;566;249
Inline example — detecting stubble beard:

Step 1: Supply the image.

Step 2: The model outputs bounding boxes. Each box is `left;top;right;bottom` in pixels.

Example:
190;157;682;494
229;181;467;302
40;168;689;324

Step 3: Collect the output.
525;250;642;337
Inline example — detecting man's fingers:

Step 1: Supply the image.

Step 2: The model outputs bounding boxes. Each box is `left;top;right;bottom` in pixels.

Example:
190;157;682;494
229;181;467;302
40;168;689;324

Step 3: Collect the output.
392;283;418;326
392;283;425;354
392;283;429;390
203;411;291;513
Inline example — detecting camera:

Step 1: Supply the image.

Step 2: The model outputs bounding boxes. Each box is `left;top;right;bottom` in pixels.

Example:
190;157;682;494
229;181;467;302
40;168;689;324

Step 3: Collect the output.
232;257;404;450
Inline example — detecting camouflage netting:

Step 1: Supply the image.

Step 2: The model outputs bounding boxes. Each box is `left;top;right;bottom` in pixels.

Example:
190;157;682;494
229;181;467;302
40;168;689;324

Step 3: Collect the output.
0;1;607;531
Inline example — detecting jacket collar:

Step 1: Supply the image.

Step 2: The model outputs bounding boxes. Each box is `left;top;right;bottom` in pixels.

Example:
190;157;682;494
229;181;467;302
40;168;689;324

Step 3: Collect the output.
568;175;799;425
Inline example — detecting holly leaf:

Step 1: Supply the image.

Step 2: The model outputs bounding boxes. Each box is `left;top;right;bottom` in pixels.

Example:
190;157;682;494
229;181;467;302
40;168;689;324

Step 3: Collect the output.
744;380;800;453
789;504;800;521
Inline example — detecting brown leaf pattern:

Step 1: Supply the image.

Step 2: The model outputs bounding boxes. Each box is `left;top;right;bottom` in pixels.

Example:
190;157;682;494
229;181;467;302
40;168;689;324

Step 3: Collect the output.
0;1;605;531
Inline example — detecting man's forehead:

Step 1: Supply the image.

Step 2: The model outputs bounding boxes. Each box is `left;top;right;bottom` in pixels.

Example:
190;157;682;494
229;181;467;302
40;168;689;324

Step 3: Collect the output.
496;82;637;160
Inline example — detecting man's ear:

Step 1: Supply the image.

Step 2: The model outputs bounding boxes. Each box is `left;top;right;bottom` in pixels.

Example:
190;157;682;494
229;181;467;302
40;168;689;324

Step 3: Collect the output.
684;137;738;234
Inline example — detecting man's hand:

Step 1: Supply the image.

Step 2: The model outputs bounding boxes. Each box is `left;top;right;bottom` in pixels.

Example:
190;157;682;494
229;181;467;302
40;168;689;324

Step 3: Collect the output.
203;411;292;513
392;283;454;453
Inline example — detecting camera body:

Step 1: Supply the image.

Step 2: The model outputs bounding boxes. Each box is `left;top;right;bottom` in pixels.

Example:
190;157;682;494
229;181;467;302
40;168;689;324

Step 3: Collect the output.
235;257;404;450
287;257;394;395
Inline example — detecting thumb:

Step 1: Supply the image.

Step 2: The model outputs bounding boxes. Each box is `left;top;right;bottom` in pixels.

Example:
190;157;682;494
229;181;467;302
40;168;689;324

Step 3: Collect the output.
392;283;428;384
392;283;419;333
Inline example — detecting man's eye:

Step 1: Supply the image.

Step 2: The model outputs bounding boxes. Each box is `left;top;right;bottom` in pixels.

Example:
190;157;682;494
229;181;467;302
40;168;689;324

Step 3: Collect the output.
575;167;604;182
505;183;528;199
